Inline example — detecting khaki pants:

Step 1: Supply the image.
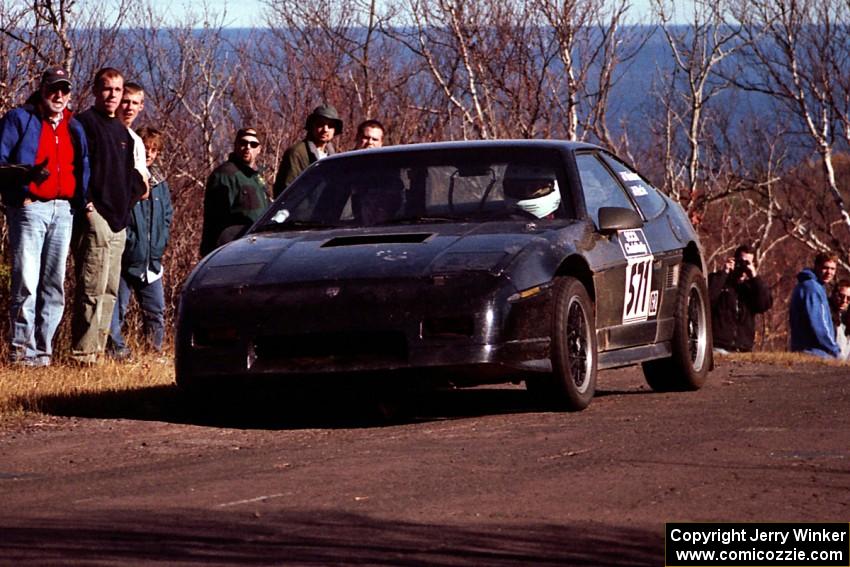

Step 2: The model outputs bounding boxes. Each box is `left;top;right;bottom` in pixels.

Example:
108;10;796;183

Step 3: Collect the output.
71;209;126;363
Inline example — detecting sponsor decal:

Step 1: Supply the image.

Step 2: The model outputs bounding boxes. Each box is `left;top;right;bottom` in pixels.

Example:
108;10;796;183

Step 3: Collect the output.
629;183;649;197
648;290;659;317
618;229;650;257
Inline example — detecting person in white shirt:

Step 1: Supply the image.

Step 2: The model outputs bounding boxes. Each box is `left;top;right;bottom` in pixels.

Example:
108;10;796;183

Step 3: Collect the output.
107;84;173;359
119;82;149;195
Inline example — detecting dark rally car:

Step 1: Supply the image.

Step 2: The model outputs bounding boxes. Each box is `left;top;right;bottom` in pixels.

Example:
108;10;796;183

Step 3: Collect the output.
176;140;712;411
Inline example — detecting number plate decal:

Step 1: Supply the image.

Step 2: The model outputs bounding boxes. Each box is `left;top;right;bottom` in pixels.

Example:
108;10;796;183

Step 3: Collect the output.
619;229;654;324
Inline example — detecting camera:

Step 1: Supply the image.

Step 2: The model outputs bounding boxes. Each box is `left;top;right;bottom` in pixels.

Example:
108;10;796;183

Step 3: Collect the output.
732;257;752;279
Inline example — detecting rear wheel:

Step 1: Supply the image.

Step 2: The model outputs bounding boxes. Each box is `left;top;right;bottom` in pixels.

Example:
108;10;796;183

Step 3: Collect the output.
527;276;597;411
642;263;711;391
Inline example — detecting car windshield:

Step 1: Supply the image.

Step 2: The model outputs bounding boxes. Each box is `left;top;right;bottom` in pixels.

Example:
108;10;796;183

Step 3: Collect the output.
255;146;572;231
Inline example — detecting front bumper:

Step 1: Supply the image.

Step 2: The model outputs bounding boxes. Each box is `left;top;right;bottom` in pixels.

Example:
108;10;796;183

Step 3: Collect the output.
176;275;554;387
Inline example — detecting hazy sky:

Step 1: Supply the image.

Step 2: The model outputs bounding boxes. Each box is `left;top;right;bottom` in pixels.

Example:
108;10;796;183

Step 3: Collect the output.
155;0;670;28
193;0;266;27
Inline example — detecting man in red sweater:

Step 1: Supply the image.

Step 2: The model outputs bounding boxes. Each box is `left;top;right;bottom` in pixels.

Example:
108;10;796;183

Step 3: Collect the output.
0;67;90;366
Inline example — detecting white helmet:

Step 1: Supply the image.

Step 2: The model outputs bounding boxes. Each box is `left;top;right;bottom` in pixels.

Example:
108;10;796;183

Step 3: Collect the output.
503;164;561;218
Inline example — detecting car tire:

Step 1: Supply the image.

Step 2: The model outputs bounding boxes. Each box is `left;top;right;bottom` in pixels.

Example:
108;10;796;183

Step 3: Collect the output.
642;263;711;391
527;276;597;411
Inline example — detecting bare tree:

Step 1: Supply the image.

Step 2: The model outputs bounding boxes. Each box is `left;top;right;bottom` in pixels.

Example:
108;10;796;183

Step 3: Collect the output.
651;0;745;219
0;0;76;71
387;0;585;141
259;0;420;157
733;0;850;260
0;0;105;112
533;0;644;147
824;5;850;168
390;0;505;139
265;0;395;117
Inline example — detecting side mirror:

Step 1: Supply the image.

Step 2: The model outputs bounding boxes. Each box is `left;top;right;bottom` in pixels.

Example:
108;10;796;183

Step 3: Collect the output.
598;206;643;234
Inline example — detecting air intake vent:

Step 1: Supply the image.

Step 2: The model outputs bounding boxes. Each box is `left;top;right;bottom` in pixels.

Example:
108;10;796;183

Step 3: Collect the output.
422;316;475;338
254;331;408;362
666;264;680;288
322;233;431;247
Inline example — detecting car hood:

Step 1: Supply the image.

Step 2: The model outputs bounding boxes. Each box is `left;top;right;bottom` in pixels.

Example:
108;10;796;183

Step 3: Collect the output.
189;221;578;289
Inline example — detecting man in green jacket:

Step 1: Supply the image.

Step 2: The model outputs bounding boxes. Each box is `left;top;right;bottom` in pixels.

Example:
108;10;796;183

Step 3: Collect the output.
200;127;270;256
273;104;343;198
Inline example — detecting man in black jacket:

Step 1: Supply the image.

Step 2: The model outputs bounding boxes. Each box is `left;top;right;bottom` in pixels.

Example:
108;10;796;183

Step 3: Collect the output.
708;244;773;353
71;67;145;365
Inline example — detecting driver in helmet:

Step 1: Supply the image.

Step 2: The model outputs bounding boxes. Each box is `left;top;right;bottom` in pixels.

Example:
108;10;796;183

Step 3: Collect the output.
502;164;562;219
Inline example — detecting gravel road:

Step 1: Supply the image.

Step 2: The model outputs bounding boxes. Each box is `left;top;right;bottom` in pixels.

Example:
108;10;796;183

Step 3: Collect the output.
1;360;848;566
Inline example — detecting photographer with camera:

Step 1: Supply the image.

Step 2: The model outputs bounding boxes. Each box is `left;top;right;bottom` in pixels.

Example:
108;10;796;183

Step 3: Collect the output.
708;244;773;354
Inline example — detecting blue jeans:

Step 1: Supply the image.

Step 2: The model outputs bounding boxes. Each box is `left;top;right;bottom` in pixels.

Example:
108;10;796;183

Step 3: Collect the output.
108;274;165;352
6;200;73;364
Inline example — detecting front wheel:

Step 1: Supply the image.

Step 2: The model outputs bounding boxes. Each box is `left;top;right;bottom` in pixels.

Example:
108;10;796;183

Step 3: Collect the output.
527;276;597;411
642;263;712;391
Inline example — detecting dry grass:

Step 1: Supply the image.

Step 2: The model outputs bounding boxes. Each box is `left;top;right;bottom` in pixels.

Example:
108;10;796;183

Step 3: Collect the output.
716;350;850;367
0;353;175;423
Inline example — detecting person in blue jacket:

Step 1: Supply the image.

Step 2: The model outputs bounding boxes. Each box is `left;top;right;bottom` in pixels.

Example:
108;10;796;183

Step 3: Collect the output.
789;252;841;357
107;127;172;357
0;67;89;366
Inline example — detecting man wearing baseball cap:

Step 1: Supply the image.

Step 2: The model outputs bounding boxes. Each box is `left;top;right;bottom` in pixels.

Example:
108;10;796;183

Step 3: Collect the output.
200;127;270;256
273;104;343;197
0;66;90;366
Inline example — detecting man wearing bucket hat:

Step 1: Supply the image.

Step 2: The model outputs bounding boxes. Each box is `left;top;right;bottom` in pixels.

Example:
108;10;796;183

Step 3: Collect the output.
273;104;343;198
0;66;90;366
201;127;270;256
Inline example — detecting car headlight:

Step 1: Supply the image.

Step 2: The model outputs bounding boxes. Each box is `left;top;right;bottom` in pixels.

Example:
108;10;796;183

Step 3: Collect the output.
193;263;266;288
430;252;508;274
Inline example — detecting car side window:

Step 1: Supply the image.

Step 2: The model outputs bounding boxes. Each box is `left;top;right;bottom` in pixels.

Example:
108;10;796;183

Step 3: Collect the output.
601;154;667;219
575;153;637;227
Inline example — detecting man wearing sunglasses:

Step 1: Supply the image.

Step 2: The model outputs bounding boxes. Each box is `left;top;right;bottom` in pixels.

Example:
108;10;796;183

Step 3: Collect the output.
200;127;270;256
0;66;90;366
